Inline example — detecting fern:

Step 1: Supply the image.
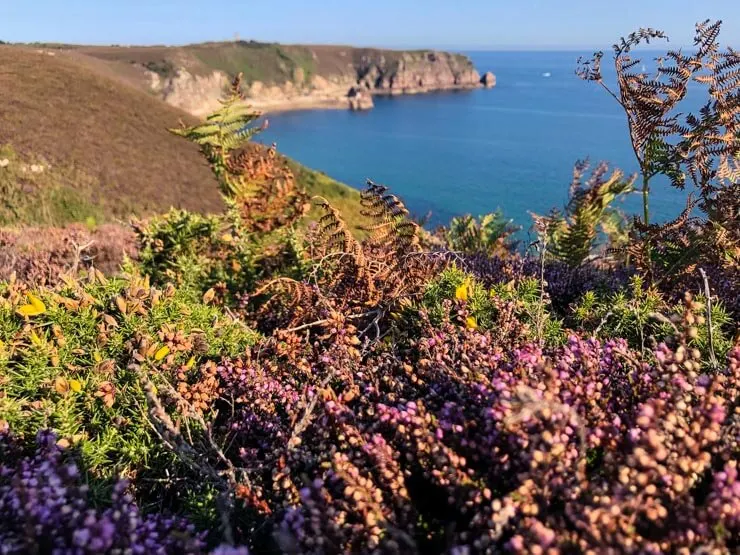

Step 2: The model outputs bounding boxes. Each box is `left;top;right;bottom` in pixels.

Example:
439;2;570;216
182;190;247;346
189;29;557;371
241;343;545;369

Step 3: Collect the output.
170;73;263;199
577;20;739;280
254;182;437;333
444;211;520;256
171;73;308;233
532;161;635;267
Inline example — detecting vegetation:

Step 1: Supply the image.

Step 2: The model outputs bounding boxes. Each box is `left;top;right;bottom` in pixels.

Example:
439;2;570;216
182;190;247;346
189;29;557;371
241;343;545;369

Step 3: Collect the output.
0;20;738;555
0;45;368;225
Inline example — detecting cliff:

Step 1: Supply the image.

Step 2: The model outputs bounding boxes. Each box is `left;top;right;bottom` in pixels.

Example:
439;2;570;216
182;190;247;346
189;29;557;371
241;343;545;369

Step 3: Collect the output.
62;41;494;116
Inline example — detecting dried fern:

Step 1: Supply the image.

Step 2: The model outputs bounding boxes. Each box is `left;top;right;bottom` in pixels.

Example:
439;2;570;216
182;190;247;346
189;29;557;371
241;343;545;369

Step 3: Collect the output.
171;73;307;233
360;180;421;255
254;183;438;333
577;19;739;226
578;20;739;280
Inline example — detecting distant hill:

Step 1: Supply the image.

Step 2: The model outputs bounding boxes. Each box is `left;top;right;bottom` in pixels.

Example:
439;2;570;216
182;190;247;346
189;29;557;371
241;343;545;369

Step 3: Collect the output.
12;41;489;115
0;45;369;229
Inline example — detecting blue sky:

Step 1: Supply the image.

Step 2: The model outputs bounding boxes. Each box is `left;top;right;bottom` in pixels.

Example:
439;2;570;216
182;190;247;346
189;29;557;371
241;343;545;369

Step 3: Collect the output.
2;0;739;49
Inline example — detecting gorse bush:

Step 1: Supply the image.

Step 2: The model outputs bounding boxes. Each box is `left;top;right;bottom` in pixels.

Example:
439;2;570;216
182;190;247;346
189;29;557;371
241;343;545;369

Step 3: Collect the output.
0;268;258;509
0;19;738;555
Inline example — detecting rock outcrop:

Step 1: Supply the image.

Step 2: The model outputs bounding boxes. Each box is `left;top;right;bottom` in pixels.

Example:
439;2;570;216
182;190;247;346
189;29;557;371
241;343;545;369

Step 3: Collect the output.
138;45;495;115
154;69;230;117
348;86;374;111
481;71;497;88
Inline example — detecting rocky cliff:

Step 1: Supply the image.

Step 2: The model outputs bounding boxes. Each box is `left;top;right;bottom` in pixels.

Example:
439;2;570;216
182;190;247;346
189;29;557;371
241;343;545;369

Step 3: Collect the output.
70;42;494;116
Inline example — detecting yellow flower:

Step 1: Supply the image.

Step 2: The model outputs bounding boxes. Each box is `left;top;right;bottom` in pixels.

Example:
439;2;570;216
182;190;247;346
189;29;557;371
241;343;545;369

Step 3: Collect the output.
69;379;82;393
465;316;478;329
185;356;196;369
154;346;170;361
455;283;469;302
16;294;46;317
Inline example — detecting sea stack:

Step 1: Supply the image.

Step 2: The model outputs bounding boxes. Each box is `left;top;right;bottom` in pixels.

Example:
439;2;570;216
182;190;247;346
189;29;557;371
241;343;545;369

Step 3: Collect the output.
481;71;497;88
348;86;374;110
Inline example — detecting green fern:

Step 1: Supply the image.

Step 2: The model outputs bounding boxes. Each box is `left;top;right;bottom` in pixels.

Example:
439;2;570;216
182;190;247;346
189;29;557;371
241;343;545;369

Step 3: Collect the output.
170;73;263;198
444;211;520;255
533;161;635;266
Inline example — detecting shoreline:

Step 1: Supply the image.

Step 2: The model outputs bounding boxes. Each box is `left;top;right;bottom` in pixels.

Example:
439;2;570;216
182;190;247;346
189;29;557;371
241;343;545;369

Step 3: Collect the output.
250;84;482;115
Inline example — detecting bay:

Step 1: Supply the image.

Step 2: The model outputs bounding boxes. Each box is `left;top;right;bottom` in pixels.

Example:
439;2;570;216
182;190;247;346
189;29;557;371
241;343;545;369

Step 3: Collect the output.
259;51;697;230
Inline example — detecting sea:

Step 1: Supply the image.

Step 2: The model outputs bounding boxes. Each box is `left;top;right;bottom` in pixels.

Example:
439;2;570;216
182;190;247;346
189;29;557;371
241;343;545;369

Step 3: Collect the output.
258;51;698;231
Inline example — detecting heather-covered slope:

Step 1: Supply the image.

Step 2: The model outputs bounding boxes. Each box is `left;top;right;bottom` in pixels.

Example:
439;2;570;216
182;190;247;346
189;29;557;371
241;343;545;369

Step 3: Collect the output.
0;46;223;216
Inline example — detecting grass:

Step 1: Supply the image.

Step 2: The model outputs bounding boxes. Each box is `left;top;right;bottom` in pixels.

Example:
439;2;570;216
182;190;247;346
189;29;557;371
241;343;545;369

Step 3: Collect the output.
0;145;106;227
190;42;318;85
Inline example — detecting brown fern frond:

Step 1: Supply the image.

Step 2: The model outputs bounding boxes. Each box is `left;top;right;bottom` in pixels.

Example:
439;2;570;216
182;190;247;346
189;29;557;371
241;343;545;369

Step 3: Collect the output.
258;186;442;334
314;197;365;260
360;179;421;256
250;277;320;330
228;144;309;232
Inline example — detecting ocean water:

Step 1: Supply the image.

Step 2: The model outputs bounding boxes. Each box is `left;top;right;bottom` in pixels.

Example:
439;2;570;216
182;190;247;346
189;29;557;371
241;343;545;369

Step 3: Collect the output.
258;51;696;230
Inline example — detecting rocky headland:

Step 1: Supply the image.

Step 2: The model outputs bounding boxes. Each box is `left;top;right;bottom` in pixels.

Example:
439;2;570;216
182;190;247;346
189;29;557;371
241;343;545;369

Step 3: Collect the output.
64;41;495;116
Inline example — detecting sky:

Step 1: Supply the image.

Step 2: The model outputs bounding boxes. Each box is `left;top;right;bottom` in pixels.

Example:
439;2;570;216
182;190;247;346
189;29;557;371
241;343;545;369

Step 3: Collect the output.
2;0;739;50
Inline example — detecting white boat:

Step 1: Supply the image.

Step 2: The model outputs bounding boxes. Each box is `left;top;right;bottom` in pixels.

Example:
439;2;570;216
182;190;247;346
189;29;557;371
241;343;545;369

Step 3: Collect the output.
542;72;551;77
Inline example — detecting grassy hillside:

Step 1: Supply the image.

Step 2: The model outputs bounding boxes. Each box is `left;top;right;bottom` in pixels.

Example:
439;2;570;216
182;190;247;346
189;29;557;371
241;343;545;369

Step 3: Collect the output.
0;45;367;230
24;41;475;88
0;46;223;217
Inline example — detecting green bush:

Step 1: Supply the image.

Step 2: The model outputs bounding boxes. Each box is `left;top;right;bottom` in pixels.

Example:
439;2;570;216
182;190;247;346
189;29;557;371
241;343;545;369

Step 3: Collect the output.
0;268;259;483
419;265;563;344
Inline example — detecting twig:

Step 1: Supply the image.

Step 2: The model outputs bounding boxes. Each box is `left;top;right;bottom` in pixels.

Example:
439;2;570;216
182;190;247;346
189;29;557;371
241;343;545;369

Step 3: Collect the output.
283;310;378;333
135;365;245;545
536;236;548;346
69;240;95;275
698;267;719;369
647;311;679;334
593;310;614;337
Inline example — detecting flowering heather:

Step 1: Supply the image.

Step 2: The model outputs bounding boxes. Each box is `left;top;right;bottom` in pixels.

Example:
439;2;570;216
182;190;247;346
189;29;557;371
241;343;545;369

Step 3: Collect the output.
143;304;739;553
0;430;207;554
1;18;738;553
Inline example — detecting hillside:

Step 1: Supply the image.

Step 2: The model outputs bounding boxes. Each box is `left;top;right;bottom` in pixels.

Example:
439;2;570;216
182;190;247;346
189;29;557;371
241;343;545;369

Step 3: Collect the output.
23;41;492;115
0;45;223;216
0;45;368;228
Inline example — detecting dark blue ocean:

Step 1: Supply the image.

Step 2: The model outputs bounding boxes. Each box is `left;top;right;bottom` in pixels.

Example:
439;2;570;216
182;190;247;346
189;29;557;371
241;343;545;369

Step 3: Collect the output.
259;51;696;229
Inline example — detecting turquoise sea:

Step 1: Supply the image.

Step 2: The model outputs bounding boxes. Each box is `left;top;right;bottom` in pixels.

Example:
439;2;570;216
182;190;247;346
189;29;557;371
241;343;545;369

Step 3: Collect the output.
259;51;696;229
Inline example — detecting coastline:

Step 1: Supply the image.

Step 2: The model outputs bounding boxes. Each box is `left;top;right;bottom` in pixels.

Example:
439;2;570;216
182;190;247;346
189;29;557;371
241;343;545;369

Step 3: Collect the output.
249;84;483;115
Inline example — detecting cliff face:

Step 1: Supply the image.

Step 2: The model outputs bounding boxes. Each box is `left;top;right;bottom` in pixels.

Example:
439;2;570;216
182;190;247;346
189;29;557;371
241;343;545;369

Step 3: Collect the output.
71;42;493;116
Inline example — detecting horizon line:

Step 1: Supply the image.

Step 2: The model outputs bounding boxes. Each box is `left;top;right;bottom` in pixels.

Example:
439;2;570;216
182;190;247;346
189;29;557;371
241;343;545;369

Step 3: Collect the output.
4;38;698;53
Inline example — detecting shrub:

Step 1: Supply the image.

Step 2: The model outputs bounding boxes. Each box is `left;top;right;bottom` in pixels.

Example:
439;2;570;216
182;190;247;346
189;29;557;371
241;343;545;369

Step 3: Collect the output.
0;430;208;554
0;269;259;486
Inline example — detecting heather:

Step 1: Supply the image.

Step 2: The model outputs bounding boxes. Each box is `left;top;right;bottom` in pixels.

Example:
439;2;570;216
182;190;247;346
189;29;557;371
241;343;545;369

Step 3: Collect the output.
0;20;739;554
